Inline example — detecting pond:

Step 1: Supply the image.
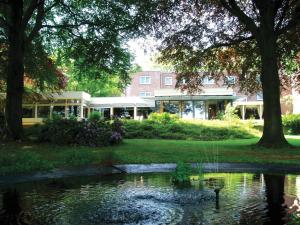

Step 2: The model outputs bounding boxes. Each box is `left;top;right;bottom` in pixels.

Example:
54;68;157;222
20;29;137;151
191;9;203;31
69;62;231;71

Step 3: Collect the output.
0;172;300;225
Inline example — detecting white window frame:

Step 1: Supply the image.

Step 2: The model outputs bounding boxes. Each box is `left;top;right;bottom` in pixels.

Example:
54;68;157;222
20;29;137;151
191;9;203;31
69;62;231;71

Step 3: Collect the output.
202;76;215;85
139;76;151;84
164;76;173;86
139;91;152;97
225;76;236;85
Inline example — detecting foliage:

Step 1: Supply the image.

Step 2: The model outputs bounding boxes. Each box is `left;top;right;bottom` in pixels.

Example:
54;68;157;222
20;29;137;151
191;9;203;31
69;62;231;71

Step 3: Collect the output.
282;114;300;135
88;111;102;123
76;121;113;147
123;119;257;140
27;117;124;147
144;0;300;147
220;104;240;121
145;1;300;93
172;161;193;183
148;112;179;124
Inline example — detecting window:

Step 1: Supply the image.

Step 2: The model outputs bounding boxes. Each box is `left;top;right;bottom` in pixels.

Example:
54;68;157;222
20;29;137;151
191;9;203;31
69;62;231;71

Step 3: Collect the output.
225;76;236;85
37;106;50;118
202;76;215;84
22;106;34;118
139;91;152;97
256;92;263;100
139;76;151;84
164;76;173;85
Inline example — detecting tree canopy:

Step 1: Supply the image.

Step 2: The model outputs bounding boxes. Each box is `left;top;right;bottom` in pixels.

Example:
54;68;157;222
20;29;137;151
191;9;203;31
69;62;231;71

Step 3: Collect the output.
0;0;157;139
143;0;300;147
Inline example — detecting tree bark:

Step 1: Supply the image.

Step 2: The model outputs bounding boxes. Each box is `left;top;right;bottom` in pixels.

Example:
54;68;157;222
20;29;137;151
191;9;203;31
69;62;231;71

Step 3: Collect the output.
257;17;289;148
5;1;25;140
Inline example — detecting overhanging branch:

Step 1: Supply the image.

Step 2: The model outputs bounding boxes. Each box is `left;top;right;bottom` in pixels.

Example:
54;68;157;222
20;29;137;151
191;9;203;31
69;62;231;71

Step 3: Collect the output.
220;0;259;36
202;35;255;54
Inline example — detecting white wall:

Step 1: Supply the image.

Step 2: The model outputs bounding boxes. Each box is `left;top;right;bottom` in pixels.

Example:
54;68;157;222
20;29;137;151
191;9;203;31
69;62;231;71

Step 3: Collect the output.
293;89;300;114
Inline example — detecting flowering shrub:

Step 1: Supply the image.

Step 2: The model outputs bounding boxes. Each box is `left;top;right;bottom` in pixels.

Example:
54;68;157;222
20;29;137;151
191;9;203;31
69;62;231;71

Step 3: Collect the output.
110;131;123;145
32;117;124;147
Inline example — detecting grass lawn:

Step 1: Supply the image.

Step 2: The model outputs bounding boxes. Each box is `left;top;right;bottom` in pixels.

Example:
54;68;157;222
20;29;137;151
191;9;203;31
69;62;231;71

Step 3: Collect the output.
1;137;300;175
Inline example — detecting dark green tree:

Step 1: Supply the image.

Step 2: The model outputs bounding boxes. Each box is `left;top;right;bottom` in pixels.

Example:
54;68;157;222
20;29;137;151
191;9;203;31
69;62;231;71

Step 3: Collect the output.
148;0;300;147
0;0;154;140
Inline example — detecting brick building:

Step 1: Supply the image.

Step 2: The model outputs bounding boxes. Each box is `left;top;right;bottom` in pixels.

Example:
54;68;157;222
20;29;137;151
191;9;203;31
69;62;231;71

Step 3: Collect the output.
125;71;294;120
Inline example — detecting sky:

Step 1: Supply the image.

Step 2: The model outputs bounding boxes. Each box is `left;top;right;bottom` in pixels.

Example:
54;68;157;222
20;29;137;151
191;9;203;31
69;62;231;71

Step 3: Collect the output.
127;37;161;71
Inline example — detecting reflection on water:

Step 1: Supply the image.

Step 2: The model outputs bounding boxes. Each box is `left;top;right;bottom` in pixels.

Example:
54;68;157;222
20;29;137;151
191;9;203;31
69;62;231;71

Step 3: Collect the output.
0;173;300;225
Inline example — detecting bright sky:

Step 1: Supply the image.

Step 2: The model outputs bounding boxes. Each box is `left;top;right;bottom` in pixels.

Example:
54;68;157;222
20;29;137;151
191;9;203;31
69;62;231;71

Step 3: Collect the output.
127;37;161;71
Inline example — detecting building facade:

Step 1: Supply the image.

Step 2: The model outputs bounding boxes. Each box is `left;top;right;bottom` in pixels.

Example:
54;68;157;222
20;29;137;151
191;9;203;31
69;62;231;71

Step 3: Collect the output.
0;71;297;125
125;71;276;120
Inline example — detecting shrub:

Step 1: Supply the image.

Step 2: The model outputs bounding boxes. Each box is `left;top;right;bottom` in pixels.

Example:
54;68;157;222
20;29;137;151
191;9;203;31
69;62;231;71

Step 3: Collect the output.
88;111;102;122
37;117;81;145
282;114;300;134
221;104;240;121
122;119;256;140
29;117;124;147
76;121;112;147
148;112;179;124
172;161;193;184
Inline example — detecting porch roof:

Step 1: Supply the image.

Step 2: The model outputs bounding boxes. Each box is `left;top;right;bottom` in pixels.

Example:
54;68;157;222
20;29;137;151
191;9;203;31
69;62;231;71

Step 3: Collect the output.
154;95;237;101
90;97;155;108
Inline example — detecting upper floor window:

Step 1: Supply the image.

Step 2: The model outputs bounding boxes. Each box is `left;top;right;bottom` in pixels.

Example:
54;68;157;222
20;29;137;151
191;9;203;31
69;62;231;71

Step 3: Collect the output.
202;76;215;85
164;76;173;85
139;76;151;84
225;76;236;85
139;91;152;97
256;92;263;100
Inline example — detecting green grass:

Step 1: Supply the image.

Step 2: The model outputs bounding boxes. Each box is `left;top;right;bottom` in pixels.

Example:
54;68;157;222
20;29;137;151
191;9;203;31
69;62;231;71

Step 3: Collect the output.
1;137;300;175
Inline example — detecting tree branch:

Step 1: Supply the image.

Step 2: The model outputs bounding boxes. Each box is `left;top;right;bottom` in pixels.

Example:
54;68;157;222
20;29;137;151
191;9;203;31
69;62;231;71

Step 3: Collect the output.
275;0;291;31
220;0;259;36
25;1;45;43
276;0;300;34
202;35;255;54
22;0;40;29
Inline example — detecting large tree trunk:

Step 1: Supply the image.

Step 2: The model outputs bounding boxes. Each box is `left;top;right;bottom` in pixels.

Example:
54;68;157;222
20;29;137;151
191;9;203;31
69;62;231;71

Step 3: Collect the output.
5;1;25;140
257;24;289;148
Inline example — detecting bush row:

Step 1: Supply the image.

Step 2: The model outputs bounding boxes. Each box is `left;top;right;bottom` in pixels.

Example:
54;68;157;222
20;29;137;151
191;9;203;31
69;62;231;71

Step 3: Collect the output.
27;117;124;147
123;114;256;140
282;114;300;135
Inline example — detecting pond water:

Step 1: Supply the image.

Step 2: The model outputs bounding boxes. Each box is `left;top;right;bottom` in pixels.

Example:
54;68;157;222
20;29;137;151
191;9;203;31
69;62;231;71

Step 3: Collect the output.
0;172;300;225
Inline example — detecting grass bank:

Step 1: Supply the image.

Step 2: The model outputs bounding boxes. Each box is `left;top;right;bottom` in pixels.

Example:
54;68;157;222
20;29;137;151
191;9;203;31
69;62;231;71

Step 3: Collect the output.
123;119;260;140
0;137;300;175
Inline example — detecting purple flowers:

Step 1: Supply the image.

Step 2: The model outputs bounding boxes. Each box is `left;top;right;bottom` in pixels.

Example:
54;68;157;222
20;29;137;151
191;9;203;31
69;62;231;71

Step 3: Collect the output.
110;131;122;144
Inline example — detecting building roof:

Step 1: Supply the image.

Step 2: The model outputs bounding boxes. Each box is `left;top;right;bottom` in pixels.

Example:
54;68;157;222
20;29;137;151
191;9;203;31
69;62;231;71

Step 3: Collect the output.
90;97;155;108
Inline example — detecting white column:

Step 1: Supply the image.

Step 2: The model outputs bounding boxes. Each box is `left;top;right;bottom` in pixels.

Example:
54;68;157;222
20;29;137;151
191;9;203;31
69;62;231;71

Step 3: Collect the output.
110;107;114;118
87;107;91;118
242;105;245;120
80;104;84;119
34;103;38;119
50;105;53;119
259;104;263;120
134;106;138;120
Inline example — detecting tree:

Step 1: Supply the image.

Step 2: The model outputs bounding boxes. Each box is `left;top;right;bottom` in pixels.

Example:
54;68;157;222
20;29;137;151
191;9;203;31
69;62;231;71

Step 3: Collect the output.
148;0;300;147
0;0;156;140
